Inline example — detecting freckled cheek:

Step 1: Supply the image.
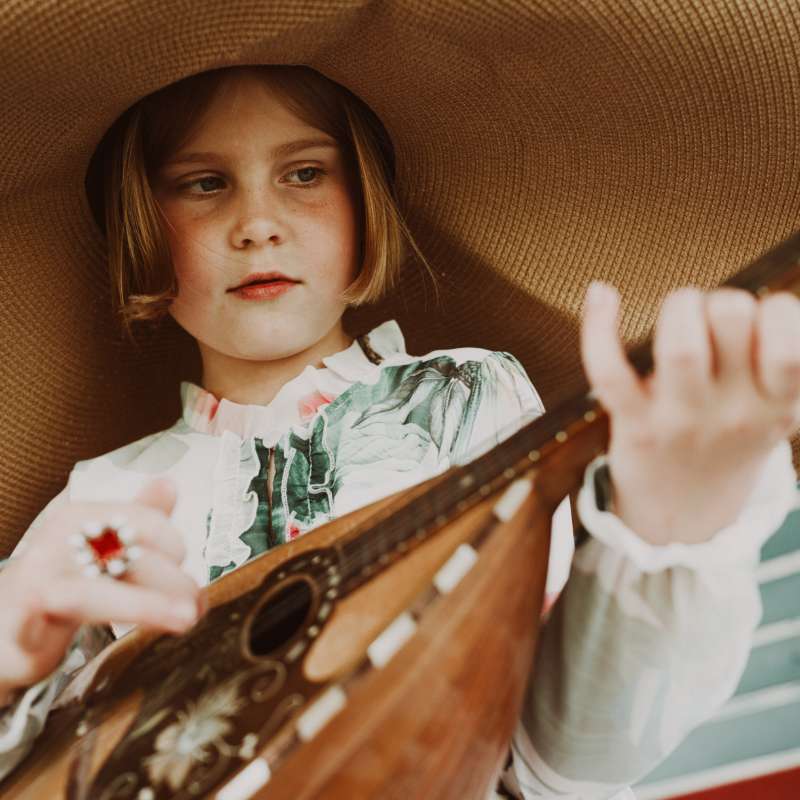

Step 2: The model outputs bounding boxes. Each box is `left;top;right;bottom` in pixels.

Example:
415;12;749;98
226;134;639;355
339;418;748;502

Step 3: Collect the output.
308;192;360;288
165;218;219;297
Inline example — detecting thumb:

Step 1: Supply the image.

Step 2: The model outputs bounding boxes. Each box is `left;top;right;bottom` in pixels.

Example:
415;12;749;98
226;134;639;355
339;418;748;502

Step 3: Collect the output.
134;477;177;517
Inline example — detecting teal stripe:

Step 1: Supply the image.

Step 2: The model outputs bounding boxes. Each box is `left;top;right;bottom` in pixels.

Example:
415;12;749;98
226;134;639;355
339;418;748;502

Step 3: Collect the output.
759;572;800;627
640;695;800;783
735;635;800;695
761;506;800;561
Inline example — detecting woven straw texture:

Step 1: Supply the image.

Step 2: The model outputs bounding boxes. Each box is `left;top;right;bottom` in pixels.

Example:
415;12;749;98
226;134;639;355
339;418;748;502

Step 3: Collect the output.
1;0;799;555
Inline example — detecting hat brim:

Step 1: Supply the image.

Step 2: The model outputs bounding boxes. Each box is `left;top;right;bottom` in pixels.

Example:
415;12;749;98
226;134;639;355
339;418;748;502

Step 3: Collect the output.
2;0;799;552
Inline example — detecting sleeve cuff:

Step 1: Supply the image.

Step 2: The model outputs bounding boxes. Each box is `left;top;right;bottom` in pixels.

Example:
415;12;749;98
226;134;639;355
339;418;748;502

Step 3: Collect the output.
576;439;799;574
0;672;61;752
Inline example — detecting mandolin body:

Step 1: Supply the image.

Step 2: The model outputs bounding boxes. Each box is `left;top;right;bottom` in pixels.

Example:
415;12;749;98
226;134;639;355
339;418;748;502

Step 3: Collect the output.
0;467;557;800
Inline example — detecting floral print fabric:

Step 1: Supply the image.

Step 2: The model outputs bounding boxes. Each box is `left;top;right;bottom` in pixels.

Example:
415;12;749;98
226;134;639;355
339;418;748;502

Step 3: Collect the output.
165;320;562;585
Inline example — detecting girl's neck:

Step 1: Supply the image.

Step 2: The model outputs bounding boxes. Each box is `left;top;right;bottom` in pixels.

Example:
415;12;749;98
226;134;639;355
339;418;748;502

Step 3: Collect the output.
198;321;353;406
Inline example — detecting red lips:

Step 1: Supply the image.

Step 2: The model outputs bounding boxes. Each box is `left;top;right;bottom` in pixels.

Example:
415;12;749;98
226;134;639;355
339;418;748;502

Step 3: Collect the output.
229;271;298;291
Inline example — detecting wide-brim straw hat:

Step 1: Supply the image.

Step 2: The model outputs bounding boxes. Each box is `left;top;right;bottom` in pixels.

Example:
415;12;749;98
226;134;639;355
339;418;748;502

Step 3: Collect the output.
2;0;799;555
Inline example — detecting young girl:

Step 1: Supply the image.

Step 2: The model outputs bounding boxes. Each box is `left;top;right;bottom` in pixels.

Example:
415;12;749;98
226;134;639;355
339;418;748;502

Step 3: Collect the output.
1;65;798;799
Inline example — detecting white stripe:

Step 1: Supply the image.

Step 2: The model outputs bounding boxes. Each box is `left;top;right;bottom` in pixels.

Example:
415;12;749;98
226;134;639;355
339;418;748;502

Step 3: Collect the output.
752;617;800;648
635;747;800;799
712;680;800;722
757;551;800;584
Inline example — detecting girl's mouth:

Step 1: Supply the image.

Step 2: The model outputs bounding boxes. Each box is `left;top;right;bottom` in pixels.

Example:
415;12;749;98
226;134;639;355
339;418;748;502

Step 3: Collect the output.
232;280;298;300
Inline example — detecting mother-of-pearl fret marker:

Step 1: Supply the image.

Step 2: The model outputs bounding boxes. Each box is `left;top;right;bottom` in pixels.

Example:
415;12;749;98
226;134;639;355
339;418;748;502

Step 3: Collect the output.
296;686;348;742
493;478;534;523
367;611;418;668
216;758;271;800
433;543;479;594
285;639;307;662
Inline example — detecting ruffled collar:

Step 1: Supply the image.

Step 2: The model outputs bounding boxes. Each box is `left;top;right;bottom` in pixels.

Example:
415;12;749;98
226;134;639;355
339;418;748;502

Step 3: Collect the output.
180;319;406;440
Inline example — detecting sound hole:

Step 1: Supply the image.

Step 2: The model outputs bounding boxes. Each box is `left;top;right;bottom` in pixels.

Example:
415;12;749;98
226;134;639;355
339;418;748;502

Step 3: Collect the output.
249;579;313;656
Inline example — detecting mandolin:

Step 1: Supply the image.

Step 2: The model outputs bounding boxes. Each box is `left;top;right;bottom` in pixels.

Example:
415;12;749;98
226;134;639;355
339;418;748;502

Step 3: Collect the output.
2;230;799;800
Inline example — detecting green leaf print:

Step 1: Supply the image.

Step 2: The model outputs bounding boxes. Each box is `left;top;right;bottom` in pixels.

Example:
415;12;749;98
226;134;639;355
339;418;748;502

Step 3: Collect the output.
208;349;539;583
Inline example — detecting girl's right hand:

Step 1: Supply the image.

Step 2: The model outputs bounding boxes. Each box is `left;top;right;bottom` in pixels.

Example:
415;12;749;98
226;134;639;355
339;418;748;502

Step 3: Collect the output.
0;477;204;705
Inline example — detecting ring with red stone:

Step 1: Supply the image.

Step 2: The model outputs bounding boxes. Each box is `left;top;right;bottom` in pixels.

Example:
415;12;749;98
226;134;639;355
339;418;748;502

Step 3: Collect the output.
68;515;142;579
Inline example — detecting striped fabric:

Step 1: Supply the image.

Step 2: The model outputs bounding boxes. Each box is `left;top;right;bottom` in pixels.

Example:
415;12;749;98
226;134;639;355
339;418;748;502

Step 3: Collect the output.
634;489;800;798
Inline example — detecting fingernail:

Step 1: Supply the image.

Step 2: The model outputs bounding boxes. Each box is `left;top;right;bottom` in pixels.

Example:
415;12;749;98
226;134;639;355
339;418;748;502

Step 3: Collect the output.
586;281;606;304
586;281;616;306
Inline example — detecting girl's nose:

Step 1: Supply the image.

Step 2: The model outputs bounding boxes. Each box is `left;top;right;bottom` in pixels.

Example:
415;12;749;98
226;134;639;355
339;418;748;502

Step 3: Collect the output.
231;192;285;249
233;218;281;249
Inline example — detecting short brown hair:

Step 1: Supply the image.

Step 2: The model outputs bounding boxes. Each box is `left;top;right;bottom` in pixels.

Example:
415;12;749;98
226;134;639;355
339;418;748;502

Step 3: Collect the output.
86;64;435;343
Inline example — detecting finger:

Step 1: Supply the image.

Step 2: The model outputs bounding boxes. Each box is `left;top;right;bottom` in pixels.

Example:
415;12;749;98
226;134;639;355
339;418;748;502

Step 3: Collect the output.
705;288;758;389
7;586;79;654
581;281;648;416
652;288;712;408
120;549;201;609
754;291;800;403
38;575;199;633
12;611;76;659
1;623;78;687
66;503;186;565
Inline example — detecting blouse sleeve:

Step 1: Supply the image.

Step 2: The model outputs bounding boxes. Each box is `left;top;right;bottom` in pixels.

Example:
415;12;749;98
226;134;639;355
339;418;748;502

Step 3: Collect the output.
503;439;799;798
447;351;546;468
0;484;114;783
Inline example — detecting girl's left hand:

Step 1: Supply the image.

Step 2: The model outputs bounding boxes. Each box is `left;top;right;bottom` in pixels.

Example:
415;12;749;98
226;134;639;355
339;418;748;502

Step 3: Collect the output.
580;281;800;546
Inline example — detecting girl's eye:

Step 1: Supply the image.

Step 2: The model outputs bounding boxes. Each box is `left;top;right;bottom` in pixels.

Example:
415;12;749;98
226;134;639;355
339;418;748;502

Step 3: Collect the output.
178;176;224;195
176;166;327;196
284;166;327;187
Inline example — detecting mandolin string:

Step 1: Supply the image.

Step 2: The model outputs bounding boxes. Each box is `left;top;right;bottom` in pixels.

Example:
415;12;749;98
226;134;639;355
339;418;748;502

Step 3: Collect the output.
236;231;800;639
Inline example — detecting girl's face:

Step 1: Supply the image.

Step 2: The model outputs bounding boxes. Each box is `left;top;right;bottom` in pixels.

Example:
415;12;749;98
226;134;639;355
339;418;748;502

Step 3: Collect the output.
153;72;360;365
